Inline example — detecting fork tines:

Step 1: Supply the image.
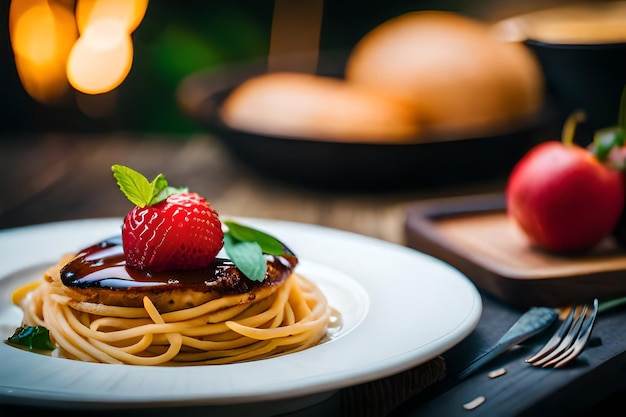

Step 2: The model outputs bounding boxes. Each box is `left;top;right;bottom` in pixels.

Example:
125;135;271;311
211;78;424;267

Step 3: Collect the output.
525;298;599;369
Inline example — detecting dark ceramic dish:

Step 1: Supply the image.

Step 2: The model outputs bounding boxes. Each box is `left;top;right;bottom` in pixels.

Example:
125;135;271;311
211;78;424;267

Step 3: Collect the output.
524;39;626;130
176;55;556;191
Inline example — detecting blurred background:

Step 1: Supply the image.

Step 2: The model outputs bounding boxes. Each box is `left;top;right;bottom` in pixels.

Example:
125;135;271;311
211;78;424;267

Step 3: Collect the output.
0;0;585;137
1;0;624;233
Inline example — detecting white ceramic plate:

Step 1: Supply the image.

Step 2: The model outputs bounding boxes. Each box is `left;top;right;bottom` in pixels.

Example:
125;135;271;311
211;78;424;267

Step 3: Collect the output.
0;218;482;415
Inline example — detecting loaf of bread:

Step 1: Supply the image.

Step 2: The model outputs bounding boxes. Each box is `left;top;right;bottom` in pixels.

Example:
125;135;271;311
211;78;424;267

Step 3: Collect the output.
345;10;545;138
220;72;421;142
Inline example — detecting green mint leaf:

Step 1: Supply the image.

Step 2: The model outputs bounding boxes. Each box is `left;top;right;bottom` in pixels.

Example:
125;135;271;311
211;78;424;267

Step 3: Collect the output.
151;185;188;205
112;164;187;207
223;220;292;256
224;234;267;282
7;325;55;351
112;164;155;207
150;173;169;202
222;221;296;282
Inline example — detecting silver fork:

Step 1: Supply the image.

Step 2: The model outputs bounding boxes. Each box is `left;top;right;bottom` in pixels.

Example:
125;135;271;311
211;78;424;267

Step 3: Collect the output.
525;298;599;368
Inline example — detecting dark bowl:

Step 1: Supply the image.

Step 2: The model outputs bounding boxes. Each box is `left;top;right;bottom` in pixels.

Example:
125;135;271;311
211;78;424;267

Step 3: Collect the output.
524;39;626;130
176;54;556;192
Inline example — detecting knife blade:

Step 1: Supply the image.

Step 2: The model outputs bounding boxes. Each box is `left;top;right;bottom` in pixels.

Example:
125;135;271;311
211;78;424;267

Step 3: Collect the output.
455;306;558;381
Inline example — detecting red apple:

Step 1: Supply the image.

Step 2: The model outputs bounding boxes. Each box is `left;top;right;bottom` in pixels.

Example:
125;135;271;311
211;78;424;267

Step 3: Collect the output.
506;112;625;253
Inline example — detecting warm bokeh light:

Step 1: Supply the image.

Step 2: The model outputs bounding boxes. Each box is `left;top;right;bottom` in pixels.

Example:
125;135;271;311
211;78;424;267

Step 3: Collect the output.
13;54;68;105
9;0;148;105
76;0;149;34
12;4;57;65
67;18;133;95
68;0;148;95
9;0;77;104
9;0;41;34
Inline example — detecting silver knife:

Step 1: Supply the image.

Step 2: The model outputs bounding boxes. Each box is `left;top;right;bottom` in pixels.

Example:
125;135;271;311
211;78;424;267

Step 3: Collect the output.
455;306;558;380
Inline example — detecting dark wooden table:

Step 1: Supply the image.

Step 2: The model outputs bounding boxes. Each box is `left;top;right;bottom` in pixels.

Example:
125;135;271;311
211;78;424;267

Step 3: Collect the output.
1;133;483;241
2;133;625;417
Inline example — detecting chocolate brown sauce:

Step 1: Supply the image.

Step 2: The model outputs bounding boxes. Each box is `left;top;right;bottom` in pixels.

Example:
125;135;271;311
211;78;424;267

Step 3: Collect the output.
60;236;297;295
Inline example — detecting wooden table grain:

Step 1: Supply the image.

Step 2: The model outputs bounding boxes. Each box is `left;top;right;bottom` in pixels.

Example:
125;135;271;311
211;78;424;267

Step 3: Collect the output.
0;133;505;239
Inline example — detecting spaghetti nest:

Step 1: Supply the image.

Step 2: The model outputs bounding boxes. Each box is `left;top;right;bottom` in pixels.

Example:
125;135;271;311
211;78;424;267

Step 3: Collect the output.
16;257;333;365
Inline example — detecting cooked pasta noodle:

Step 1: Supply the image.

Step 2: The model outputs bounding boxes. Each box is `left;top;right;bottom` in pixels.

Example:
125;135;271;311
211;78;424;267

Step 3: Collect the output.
14;257;335;365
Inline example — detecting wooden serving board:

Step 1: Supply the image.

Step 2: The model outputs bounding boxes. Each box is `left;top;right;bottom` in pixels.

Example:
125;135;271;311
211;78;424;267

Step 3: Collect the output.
404;193;626;308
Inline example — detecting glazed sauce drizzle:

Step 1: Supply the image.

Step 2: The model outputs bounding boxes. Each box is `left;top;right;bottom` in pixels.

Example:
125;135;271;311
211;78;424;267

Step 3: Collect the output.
60;236;296;294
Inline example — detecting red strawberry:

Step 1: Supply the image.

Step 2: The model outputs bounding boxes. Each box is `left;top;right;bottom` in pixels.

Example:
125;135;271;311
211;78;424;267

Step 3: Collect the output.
112;165;224;272
122;192;224;271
